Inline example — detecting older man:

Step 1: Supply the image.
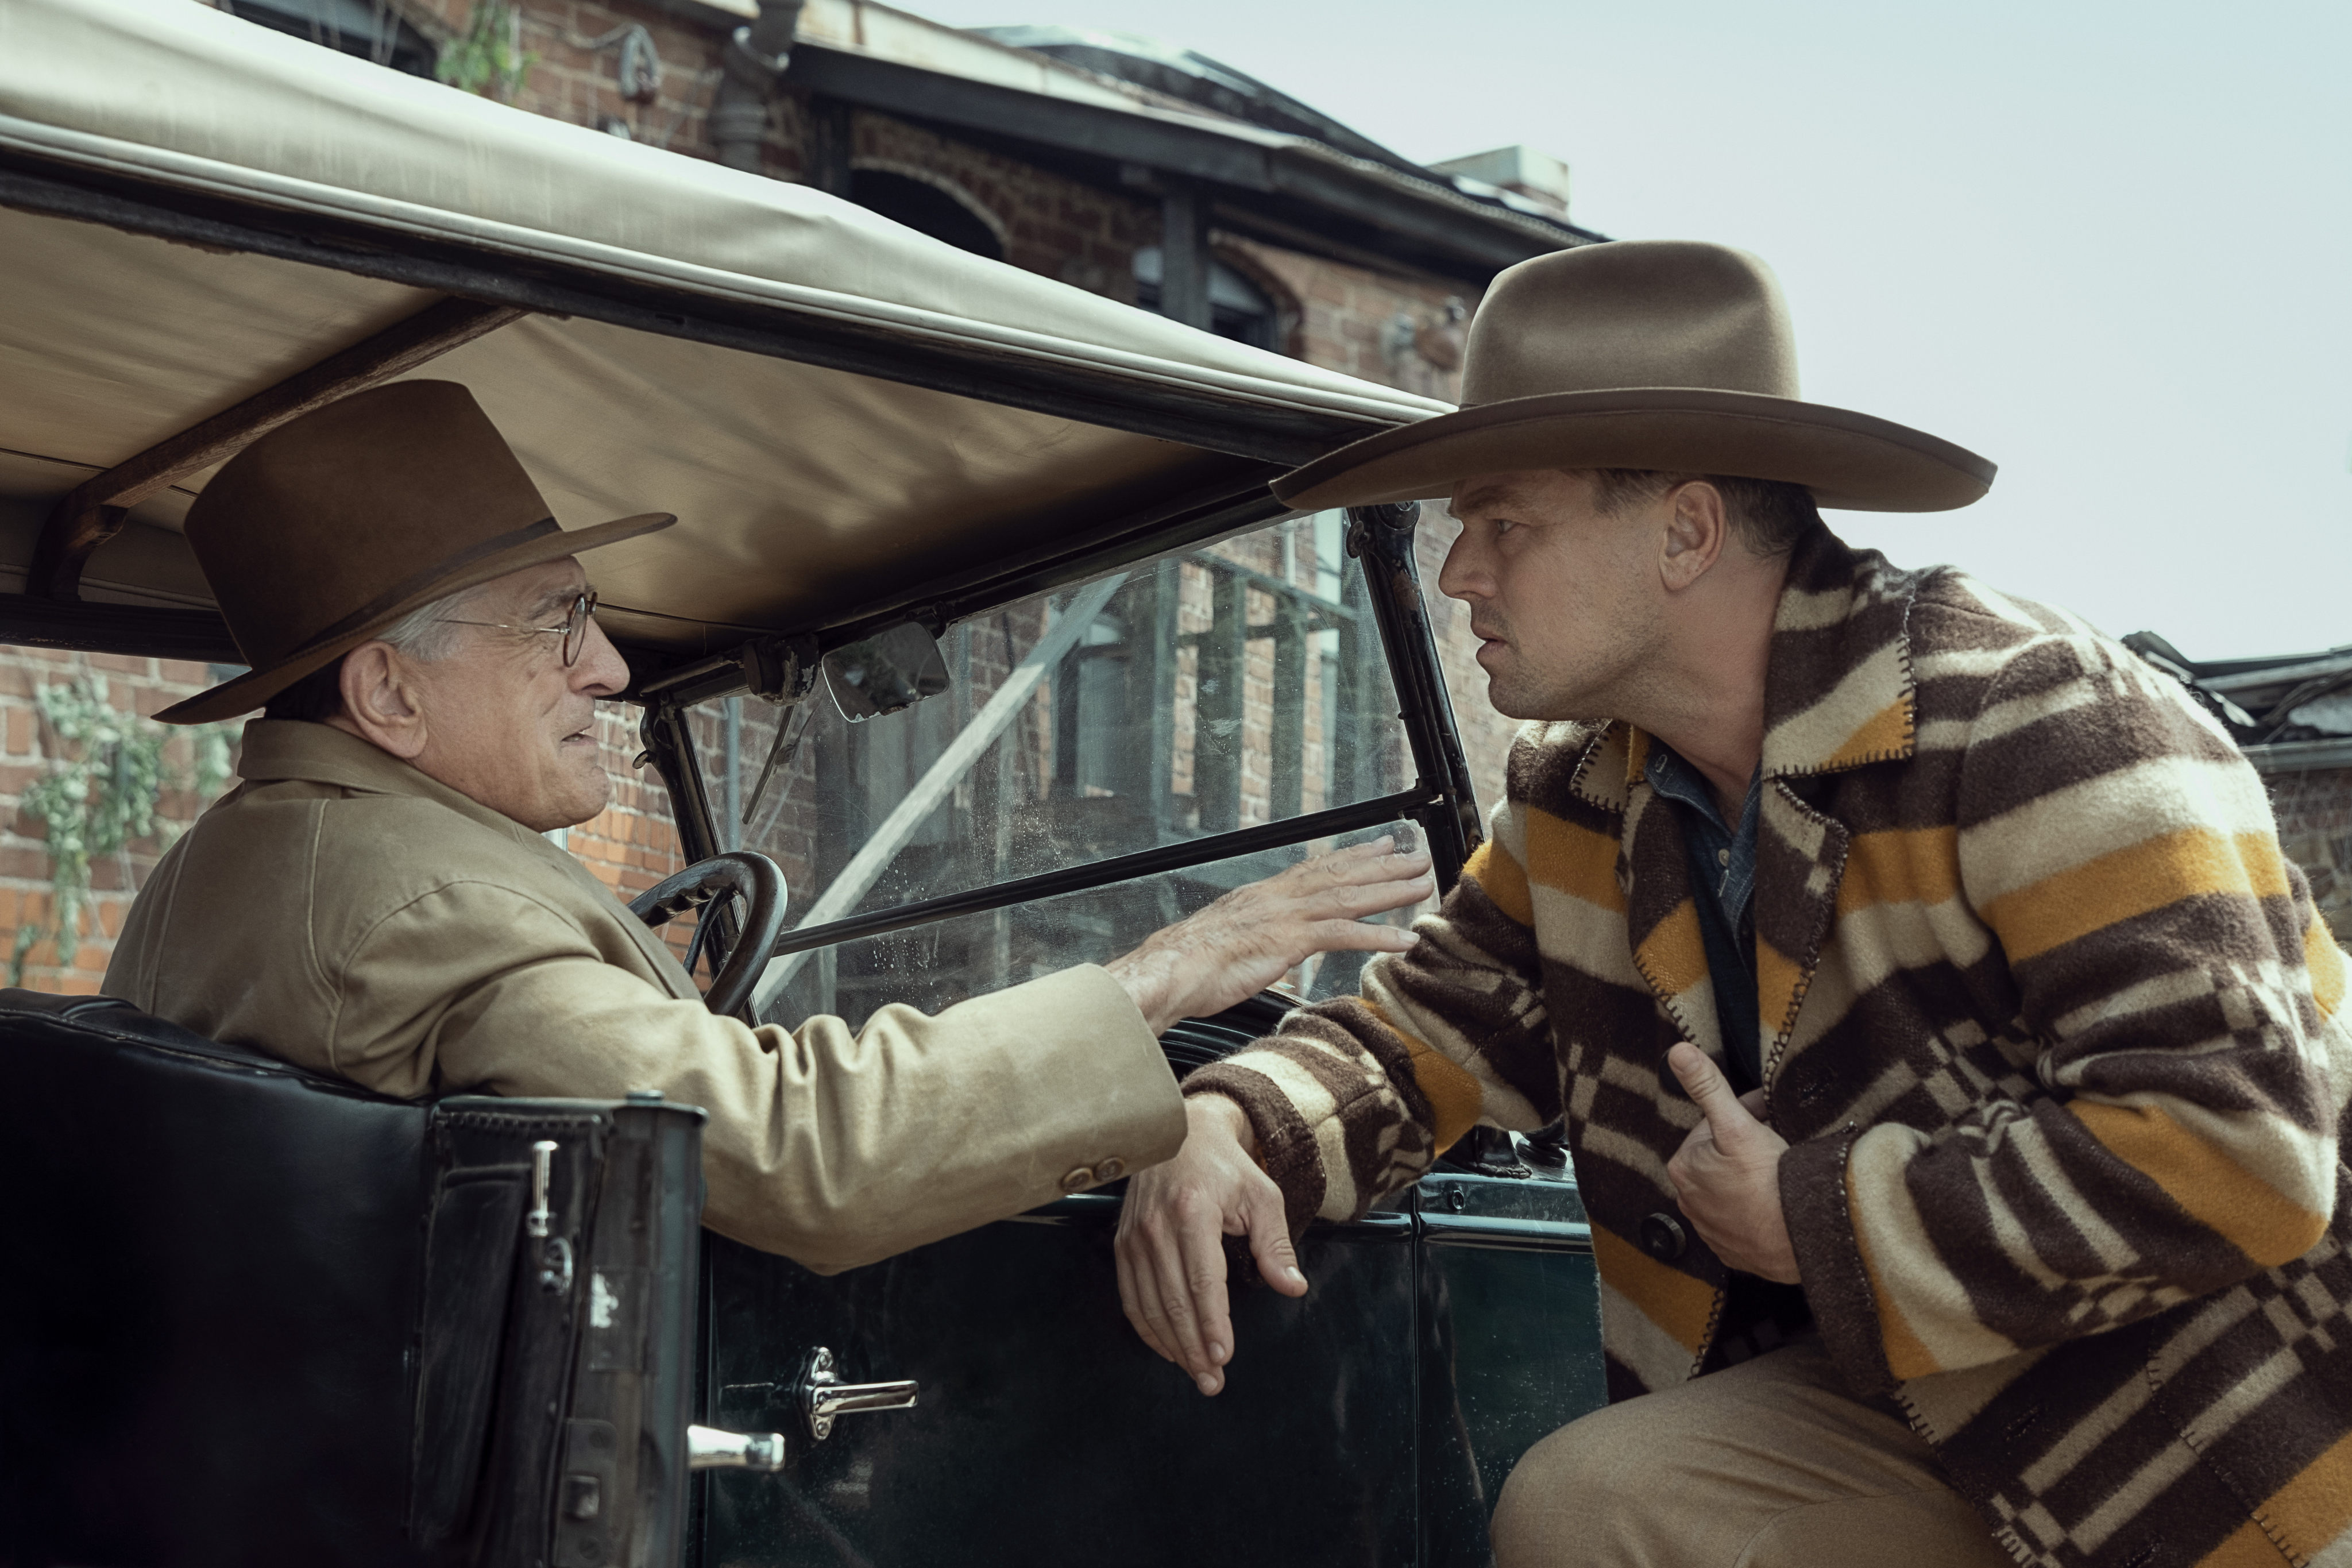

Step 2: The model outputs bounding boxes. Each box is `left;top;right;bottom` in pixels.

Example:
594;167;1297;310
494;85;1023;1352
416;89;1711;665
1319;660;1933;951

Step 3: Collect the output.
1116;242;2352;1567
105;380;1432;1273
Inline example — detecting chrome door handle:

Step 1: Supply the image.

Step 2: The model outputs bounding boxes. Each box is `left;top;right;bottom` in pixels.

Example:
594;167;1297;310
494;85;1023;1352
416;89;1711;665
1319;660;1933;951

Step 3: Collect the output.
796;1346;918;1440
686;1424;787;1472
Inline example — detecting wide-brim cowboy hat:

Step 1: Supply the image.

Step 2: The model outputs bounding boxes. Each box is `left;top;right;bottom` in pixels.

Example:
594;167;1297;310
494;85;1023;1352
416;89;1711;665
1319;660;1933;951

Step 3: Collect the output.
156;380;673;725
1272;240;1995;513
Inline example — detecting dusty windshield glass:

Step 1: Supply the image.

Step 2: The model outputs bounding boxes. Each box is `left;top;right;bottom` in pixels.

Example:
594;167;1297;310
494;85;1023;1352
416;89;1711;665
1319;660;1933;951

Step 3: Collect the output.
691;511;1418;984
750;823;1426;1032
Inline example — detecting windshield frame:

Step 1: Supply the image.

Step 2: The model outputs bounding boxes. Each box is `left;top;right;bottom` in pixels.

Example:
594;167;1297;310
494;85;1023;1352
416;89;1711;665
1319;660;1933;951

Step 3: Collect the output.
637;502;1484;991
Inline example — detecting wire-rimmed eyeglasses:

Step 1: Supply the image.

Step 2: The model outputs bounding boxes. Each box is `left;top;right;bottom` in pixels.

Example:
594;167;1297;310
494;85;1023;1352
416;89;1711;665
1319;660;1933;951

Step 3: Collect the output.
439;589;600;666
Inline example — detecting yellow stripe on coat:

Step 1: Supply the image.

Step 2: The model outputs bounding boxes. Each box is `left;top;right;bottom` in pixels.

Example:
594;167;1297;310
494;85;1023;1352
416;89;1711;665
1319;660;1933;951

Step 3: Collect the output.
2306;920;2346;1018
1590;1223;1716;1354
1837;825;1961;914
1980;828;2293;963
1463;839;1534;927
2250;1429;2352;1562
1635;899;1708;999
1821;697;1913;769
2197;1430;2352;1565
1755;935;1805;1051
1522;805;1625;913
2194;1520;2297;1567
2072;1101;2327;1268
1362;998;1484;1156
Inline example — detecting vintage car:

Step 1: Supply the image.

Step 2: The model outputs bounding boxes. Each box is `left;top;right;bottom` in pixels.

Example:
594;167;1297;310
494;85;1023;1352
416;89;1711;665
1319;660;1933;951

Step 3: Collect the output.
0;2;1601;1563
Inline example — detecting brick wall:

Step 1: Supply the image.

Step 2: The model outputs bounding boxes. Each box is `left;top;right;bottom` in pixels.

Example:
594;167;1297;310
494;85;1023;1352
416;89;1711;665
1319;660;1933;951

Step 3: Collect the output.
0;653;227;994
851;111;1152;298
2270;765;2352;939
389;0;728;153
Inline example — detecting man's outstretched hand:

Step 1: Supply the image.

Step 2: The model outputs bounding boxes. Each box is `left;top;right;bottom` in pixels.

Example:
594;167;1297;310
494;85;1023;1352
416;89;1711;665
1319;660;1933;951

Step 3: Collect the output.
1102;837;1433;1034
1106;836;1428;1395
1115;1092;1304;1396
1664;1042;1800;1284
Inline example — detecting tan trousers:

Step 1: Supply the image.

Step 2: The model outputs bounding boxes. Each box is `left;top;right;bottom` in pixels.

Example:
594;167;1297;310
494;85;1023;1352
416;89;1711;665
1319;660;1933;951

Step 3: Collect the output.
1491;1338;2015;1568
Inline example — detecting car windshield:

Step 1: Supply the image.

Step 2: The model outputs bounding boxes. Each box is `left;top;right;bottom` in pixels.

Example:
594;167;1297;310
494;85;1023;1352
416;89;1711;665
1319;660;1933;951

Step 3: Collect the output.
690;511;1434;1029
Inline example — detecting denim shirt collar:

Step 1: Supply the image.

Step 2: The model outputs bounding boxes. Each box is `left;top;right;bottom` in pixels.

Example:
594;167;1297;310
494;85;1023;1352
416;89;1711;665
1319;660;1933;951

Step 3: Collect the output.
1643;745;1763;922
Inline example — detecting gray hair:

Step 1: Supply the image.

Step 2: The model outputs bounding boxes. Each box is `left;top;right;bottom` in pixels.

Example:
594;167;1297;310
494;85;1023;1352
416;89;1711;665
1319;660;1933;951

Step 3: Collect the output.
258;581;488;721
373;582;488;663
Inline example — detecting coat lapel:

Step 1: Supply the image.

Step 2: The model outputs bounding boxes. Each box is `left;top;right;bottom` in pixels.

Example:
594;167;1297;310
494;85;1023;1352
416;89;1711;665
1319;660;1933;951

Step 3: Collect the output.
1615;727;1726;1066
1749;530;1924;1087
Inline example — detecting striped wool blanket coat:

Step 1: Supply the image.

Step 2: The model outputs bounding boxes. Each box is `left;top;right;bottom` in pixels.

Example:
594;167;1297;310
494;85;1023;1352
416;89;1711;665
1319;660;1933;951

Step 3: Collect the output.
1191;527;2352;1567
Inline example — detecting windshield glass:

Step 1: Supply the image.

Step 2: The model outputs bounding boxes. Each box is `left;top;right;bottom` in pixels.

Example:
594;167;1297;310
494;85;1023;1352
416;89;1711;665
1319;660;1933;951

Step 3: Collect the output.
752;822;1425;1030
690;510;1426;1017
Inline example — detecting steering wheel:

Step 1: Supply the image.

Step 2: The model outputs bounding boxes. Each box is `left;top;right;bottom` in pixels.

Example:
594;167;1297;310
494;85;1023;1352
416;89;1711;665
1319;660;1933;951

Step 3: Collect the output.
628;852;789;1019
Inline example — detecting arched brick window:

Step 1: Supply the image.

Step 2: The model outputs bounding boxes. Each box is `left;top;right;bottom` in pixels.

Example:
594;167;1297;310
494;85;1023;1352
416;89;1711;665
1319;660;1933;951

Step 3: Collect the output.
1132;246;1295;353
847;164;1007;263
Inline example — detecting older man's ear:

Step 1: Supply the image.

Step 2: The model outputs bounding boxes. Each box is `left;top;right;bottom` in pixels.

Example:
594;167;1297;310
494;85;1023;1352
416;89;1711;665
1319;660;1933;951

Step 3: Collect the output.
331;642;430;760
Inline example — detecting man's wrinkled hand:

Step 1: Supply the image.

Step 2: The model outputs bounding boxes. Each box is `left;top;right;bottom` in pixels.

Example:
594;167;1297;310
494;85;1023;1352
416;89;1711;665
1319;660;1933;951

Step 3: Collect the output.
1104;837;1432;1034
1115;1093;1306;1396
1664;1042;1800;1284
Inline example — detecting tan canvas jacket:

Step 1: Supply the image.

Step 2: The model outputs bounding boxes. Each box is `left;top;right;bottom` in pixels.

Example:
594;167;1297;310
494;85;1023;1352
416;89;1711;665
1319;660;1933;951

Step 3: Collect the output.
104;720;1185;1272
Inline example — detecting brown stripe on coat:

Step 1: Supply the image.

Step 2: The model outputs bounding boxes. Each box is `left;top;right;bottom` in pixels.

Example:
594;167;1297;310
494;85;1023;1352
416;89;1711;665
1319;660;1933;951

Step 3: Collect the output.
1183;1058;1328;1238
2152;1283;2352;1547
1380;895;1562;1121
1929;1313;2158;1493
1268;1005;1442;1212
1778;1126;1898;1394
1952;658;2245;832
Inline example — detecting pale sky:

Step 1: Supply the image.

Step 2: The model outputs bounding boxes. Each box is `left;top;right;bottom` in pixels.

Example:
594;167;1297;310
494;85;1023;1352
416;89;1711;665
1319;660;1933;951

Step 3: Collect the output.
922;0;2352;661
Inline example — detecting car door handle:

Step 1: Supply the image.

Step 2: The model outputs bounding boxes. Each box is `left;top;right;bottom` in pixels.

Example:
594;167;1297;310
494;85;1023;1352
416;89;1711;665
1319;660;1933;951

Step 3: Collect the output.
798;1346;919;1440
686;1424;787;1472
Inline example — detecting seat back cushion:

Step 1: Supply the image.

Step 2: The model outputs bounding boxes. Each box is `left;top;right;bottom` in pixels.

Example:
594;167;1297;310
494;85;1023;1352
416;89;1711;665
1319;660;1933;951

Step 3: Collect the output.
0;991;430;1568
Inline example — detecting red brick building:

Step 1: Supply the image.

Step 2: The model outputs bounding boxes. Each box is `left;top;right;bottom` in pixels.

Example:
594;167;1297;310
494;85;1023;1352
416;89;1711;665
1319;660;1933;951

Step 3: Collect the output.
1;0;1593;990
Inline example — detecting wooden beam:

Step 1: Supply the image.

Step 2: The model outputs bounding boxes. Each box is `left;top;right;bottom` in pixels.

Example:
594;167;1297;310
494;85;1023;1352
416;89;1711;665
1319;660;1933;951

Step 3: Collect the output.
29;296;527;601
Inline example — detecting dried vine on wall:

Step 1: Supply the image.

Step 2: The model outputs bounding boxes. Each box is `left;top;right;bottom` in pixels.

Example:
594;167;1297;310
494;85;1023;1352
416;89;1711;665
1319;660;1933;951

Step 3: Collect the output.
11;677;233;987
437;0;535;100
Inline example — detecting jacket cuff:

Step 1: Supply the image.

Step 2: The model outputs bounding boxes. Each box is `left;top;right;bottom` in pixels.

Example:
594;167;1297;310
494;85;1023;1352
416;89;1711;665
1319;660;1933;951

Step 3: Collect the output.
1781;1127;1899;1397
1183;1054;1326;1241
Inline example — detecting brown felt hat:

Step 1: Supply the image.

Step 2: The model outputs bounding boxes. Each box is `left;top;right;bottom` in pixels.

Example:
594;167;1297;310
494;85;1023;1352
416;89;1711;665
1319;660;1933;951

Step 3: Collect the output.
157;381;673;725
1272;240;1995;513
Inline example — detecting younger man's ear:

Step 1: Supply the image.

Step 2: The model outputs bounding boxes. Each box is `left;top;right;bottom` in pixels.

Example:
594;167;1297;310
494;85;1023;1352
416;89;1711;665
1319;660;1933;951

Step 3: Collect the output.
1658;481;1729;591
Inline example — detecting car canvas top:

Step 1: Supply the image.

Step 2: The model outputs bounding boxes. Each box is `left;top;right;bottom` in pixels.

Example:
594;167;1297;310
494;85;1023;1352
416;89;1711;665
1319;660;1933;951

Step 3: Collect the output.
0;0;1449;664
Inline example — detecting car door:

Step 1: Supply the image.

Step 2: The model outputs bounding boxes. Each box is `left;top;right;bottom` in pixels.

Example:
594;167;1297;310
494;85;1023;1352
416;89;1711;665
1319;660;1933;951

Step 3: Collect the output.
669;509;1605;1566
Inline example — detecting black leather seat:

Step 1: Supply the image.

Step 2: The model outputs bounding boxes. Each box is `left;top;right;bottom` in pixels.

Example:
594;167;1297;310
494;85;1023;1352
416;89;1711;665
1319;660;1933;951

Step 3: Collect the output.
0;991;703;1568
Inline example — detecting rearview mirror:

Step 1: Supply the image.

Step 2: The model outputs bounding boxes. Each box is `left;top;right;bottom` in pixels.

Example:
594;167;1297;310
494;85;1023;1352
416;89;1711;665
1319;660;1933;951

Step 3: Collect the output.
822;621;948;723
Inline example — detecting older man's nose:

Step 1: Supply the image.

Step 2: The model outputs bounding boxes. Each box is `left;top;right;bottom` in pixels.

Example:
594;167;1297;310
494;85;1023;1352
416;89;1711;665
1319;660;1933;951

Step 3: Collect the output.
574;615;631;698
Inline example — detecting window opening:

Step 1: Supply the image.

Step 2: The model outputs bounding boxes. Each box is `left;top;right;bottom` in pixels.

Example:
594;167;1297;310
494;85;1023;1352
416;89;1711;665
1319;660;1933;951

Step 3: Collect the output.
848;171;1005;262
223;0;438;76
1133;247;1280;351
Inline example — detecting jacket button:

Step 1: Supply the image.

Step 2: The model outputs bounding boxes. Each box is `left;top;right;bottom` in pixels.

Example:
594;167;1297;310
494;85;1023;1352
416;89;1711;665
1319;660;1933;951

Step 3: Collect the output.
1640;1211;1687;1261
1094;1157;1126;1182
1060;1166;1096;1194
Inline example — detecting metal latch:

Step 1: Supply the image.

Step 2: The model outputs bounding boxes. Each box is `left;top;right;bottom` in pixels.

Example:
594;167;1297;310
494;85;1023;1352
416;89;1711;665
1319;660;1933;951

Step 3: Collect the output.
686;1425;787;1472
796;1346;918;1441
526;1140;573;1295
